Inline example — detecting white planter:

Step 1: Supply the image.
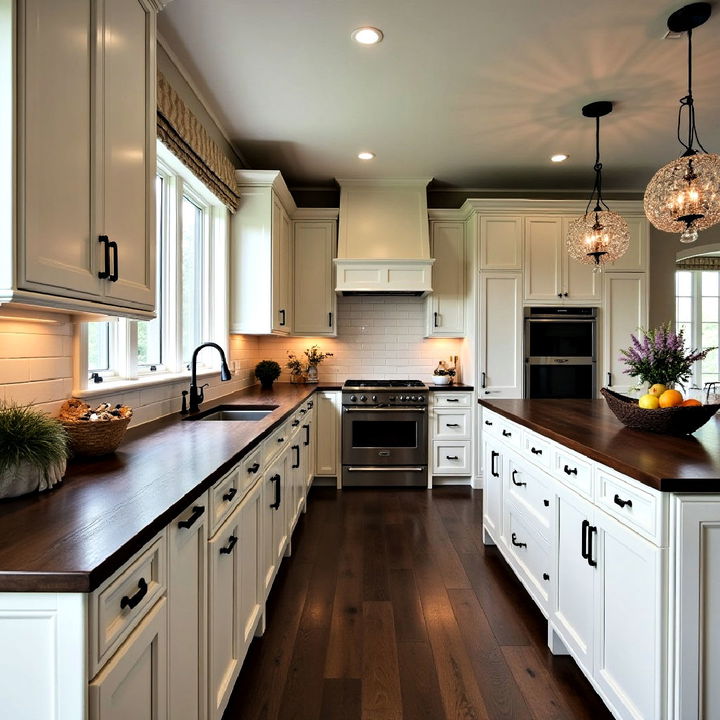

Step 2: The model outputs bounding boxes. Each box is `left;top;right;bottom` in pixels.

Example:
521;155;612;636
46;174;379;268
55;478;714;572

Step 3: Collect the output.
0;459;66;500
432;375;451;385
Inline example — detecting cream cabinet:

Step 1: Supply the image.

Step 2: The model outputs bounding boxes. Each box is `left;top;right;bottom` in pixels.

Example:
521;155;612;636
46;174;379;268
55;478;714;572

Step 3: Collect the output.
4;0;158;318
479;272;523;398
602;272;648;394
292;214;338;336
479;216;523;271
314;390;341;478
430;391;473;481
426;221;466;337
231;170;296;335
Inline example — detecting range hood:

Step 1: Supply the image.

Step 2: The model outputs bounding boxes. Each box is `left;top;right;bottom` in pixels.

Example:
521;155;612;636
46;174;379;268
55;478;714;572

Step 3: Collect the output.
334;178;434;296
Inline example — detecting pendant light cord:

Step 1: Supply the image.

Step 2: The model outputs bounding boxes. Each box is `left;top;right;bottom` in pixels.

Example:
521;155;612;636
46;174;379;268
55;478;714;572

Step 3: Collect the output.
677;28;708;155
585;115;609;216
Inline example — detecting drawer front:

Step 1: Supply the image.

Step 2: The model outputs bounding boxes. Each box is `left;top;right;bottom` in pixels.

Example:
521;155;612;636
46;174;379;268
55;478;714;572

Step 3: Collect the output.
521;430;552;470
481;409;502;438
91;531;167;675
210;466;242;536
596;467;662;543
505;456;554;543
496;417;522;450
433;392;472;407
433;441;471;475
239;446;263;498
553;447;593;499
264;420;290;465
433;408;470;439
504;506;551;613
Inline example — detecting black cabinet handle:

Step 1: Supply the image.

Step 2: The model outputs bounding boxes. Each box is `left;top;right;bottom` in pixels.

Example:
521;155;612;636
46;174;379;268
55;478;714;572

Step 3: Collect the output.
613;494;633;509
543;499;550;507
446;423;460;428
247;462;260;474
223;487;237;502
277;437;285;443
543;572;550;581
328;311;333;328
434;311;439;327
502;430;512;437
279;309;286;326
481;372;487;389
120;578;148;610
446;455;459;460
563;292;568;297
491;450;499;478
303;424;310;446
587;525;598;567
511;532;527;549
292;445;300;469
270;474;281;509
219;535;238;555
178;505;205;529
581;519;590;560
98;235;110;279
563;465;578;476
108;240;119;282
607;372;612;386
511;470;526;487
530;447;542;455
300;408;307;415
292;419;300;427
484;420;493;426
446;398;459;403
308;401;314;409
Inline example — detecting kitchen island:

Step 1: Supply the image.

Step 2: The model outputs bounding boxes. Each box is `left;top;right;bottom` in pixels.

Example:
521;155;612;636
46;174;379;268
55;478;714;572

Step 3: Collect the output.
479;398;720;720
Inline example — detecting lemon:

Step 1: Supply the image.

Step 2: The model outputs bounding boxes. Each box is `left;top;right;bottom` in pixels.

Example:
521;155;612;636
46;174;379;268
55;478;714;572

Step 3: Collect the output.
648;384;667;397
638;394;660;409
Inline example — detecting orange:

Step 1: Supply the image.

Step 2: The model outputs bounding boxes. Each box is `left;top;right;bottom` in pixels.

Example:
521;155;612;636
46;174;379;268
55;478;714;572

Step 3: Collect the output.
658;389;684;408
680;398;702;407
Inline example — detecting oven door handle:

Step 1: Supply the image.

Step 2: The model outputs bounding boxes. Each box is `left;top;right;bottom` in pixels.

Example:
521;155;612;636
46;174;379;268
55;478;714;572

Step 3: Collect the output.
346;466;426;472
343;407;426;413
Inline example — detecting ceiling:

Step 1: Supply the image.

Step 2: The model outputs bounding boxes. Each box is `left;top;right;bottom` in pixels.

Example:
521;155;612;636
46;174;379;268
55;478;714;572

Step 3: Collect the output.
158;0;720;193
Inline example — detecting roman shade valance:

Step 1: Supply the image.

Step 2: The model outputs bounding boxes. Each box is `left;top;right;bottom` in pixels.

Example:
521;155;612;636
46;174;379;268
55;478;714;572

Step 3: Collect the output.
156;71;240;212
676;255;720;271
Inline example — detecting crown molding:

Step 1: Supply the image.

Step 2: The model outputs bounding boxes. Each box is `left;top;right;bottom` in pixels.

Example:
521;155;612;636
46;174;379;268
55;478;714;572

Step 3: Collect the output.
335;178;433;189
459;197;646;216
292;208;339;221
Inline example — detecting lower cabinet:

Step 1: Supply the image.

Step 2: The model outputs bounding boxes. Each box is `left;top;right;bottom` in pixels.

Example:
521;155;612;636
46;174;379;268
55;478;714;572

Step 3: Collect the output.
262;453;288;597
482;436;504;541
315;390;340;477
89;597;168;720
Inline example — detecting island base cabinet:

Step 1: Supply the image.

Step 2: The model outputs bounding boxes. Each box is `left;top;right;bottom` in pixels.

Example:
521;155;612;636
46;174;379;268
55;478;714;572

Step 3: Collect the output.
89;597;167;720
482;437;503;543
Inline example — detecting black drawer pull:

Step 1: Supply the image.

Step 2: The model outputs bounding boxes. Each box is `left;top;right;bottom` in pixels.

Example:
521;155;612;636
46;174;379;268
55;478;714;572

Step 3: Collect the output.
587;525;598;567
277;437;285;443
543;573;550;581
292;419;300;427
613;494;633;509
446;455;459;460
219;535;238;554
502;430;512;437
563;465;578;476
581;519;590;559
247;462;260;474
270;474;281;509
120;578;148;610
279;308;286;326
484;420;493;426
292;445;300;469
222;487;237;502
543;499;550;507
178;505;205;529
511;470;526;487
308;401;314;408
303;424;310;446
530;447;542;455
446;423;461;427
446;398;459;403
511;532;527;549
491;450;499;478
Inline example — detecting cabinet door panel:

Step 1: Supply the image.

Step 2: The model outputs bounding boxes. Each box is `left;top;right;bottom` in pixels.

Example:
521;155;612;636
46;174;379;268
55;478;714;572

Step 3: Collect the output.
20;0;99;297
89;597;167;720
561;218;601;303
101;0;155;307
594;513;663;720
482;438;503;540
237;482;262;656
524;217;562;302
315;391;340;476
607;216;648;272
553;486;594;675
480;216;523;270
293;221;336;335
271;198;291;334
427;221;465;336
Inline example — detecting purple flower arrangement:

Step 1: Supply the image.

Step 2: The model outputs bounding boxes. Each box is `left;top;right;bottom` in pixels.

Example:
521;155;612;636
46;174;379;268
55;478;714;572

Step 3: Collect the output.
618;323;716;388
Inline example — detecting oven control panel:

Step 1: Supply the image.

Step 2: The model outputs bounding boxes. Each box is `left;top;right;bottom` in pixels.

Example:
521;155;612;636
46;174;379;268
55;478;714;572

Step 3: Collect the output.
342;392;426;406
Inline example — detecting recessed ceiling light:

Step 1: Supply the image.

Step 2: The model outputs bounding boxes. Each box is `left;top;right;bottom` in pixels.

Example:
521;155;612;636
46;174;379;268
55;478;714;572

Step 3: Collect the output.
351;27;384;45
551;154;569;163
358;151;375;160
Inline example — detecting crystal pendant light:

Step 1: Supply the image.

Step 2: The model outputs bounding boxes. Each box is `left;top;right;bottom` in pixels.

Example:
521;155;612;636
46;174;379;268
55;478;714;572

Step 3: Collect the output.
567;101;629;273
644;2;720;244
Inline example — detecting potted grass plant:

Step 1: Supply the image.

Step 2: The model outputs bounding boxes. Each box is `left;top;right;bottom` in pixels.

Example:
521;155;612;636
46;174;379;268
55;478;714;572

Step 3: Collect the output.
0;401;68;499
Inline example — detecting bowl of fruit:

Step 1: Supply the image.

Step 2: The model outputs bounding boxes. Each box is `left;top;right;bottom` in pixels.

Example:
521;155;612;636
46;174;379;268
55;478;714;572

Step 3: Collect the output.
601;385;720;436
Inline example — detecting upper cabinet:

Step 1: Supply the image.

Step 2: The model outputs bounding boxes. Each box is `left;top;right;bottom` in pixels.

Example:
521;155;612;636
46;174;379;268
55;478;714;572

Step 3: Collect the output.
426;220;466;337
2;0;159;318
230;170;296;335
292;211;338;337
479;216;523;271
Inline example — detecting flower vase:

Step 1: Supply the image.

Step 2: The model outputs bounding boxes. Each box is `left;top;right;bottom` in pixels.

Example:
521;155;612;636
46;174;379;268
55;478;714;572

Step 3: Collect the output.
290;373;307;384
307;365;318;384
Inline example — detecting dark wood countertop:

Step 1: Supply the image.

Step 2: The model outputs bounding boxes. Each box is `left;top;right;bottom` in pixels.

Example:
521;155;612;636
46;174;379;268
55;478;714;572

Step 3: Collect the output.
0;383;334;593
479;399;720;492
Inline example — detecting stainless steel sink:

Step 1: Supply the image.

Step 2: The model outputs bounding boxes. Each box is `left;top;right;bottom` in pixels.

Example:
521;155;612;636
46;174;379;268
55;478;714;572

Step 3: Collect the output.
186;405;278;421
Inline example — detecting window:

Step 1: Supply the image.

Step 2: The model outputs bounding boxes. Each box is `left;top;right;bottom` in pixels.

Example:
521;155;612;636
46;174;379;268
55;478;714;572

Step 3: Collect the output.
82;142;229;388
675;269;720;387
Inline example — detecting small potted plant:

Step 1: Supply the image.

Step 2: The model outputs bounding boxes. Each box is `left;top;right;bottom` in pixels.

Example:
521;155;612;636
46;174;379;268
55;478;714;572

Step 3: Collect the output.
286;352;307;384
0;401;68;499
304;345;333;384
255;360;281;390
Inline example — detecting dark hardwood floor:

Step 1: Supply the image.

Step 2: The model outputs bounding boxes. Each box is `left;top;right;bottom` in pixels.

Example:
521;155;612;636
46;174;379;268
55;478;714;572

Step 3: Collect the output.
223;486;613;720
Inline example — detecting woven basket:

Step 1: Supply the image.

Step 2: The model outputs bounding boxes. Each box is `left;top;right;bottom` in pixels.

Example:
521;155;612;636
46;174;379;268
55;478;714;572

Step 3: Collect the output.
60;417;131;457
601;388;720;435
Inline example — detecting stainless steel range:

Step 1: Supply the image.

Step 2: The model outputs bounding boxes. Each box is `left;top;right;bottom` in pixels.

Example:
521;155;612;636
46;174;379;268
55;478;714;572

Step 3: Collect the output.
341;380;428;487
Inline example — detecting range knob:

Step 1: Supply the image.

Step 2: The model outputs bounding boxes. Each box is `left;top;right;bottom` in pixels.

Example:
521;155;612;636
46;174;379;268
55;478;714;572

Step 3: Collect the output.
411;395;417;402
388;395;395;402
360;395;367;402
400;395;407;401
418;396;425;403
372;395;378;402
350;395;357;402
